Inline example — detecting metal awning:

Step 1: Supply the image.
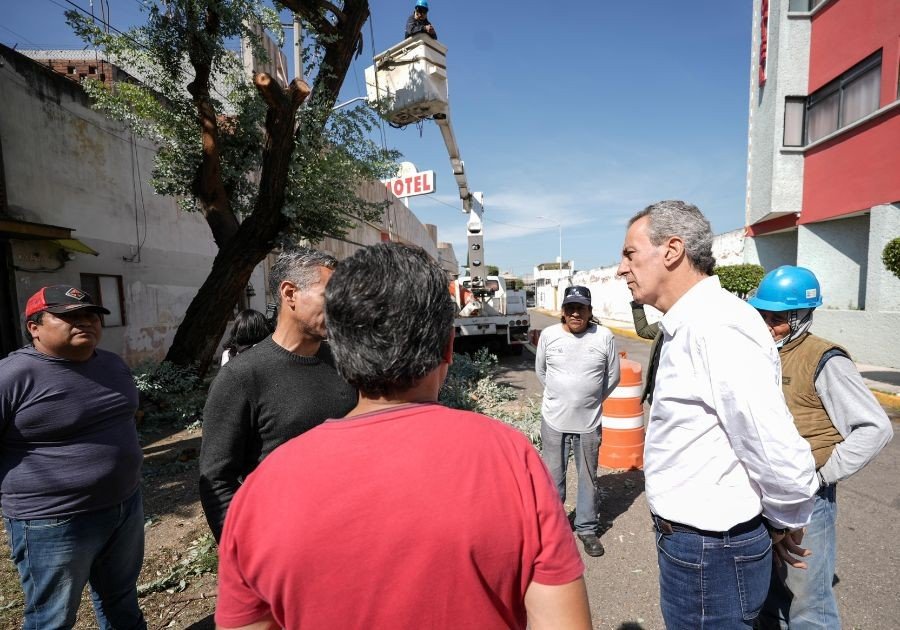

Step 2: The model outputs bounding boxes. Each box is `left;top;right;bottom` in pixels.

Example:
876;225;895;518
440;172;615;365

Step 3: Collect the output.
53;238;99;256
0;217;98;255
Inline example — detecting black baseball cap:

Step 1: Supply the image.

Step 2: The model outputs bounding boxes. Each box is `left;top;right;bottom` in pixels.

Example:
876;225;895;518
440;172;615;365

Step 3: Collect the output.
562;285;591;307
25;285;110;318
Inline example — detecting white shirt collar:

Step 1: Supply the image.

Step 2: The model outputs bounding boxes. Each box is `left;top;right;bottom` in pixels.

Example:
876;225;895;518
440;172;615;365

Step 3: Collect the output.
659;275;721;337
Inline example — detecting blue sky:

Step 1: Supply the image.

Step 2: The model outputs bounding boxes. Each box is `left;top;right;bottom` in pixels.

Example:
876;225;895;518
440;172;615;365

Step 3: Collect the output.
1;0;753;276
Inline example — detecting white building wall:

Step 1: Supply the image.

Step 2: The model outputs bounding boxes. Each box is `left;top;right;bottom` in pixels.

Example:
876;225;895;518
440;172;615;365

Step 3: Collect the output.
798;215;869;311
746;0;809;226
743;228;798;268
742;5;899;368
865;204;900;312
2;48;446;364
533;263;573;311
1;49;237;364
811;205;900;368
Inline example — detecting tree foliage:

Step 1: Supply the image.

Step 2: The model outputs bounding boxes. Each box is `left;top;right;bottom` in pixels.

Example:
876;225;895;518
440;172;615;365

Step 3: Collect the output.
715;263;765;299
66;0;399;374
883;237;900;280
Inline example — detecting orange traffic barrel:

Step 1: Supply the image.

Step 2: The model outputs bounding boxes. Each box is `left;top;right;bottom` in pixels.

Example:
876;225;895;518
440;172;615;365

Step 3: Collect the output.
599;352;645;470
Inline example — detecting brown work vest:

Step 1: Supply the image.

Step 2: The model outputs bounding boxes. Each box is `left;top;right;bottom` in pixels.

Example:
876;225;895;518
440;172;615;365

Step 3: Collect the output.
779;333;846;469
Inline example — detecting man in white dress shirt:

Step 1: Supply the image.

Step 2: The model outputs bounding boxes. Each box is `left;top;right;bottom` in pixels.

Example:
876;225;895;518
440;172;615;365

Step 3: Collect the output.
617;200;818;629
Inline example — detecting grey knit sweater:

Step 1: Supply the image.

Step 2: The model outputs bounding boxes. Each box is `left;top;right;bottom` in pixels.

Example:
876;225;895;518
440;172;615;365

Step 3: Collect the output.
199;336;357;540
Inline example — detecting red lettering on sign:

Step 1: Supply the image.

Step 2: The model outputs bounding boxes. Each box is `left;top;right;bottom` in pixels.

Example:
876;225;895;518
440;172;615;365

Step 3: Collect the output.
759;0;768;87
414;175;423;193
424;172;432;192
393;180;404;196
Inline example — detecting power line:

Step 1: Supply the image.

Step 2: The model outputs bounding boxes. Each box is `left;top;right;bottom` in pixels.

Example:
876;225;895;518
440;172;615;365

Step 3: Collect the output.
0;24;42;48
45;0;150;52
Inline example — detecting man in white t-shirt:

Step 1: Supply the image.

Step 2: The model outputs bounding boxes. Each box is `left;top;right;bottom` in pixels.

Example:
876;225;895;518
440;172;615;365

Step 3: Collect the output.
617;200;818;628
536;285;620;557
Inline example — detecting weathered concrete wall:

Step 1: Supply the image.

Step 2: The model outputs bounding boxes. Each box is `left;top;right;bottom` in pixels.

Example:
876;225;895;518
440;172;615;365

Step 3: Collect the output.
711;229;746;266
810;205;900;368
743;228;798;268
799;215;870;311
2;46;450;364
865;204;900;312
0;46;242;364
312;180;442;262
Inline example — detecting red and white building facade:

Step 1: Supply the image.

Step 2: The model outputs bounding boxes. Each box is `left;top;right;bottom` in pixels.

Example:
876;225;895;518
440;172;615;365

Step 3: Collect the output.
745;0;900;367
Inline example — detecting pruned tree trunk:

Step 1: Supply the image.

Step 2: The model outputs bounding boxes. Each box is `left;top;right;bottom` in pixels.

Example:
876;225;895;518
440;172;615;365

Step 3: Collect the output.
164;0;368;375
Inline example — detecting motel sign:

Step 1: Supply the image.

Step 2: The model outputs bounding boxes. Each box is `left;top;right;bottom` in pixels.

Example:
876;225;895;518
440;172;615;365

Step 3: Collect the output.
383;170;435;199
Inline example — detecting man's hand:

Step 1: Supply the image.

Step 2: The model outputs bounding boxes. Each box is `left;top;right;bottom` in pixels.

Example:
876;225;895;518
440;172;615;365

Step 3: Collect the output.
772;528;810;569
425;25;434;33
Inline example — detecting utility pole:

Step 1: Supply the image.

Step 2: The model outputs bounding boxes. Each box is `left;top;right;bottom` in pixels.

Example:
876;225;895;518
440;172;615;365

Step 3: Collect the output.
293;14;303;82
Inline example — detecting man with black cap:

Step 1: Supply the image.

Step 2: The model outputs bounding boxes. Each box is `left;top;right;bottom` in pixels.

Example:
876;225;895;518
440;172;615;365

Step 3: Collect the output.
0;285;146;629
535;285;620;557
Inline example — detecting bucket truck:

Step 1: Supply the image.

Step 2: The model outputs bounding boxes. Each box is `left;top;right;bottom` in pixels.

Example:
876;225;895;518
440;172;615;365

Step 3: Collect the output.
365;35;530;353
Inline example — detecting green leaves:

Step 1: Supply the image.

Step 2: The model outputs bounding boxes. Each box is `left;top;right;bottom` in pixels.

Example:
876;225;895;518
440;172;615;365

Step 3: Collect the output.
715;263;765;299
439;349;542;448
67;0;397;243
882;237;900;280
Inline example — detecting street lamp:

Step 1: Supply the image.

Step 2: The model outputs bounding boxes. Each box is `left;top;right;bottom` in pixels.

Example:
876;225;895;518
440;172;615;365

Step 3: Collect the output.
536;215;563;283
536;215;564;311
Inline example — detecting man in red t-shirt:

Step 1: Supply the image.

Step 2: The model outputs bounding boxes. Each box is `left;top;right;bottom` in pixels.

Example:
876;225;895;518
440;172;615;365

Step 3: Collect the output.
215;243;590;630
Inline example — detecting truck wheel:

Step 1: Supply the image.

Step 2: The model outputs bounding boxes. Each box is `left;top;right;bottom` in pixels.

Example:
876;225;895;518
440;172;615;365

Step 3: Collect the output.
508;343;523;356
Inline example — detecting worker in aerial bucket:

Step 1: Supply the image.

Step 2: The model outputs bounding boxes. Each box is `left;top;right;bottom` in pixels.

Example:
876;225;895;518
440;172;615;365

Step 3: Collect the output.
405;0;437;39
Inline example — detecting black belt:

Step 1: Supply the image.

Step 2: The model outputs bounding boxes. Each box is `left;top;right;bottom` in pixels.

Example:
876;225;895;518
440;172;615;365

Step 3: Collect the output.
652;514;763;538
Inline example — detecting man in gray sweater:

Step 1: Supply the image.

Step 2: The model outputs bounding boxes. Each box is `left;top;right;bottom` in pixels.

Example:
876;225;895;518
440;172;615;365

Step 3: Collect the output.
199;248;357;542
536;285;620;557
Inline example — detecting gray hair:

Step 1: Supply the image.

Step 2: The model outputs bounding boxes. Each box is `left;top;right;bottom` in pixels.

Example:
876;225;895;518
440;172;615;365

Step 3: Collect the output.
268;247;338;303
629;200;716;275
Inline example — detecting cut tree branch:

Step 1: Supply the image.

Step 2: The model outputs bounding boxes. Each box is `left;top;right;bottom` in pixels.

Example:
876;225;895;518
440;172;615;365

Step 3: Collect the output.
185;3;239;246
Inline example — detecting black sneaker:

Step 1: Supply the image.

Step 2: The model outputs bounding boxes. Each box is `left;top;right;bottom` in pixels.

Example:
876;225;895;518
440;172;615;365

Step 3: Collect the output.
578;533;605;557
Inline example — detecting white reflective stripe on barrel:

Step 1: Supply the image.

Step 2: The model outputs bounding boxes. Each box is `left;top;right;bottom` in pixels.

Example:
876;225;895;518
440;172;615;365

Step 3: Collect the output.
601;414;644;430
607;385;642;399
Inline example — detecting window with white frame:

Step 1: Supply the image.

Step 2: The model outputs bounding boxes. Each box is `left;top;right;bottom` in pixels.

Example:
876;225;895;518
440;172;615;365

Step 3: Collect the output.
788;0;827;12
80;273;126;327
783;97;806;146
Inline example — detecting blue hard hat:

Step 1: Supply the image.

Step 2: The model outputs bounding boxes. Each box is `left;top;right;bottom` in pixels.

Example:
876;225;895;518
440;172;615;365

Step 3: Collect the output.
748;265;823;311
415;0;429;9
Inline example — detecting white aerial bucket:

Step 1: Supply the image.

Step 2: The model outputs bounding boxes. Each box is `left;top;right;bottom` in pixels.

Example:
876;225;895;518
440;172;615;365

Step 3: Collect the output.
365;34;449;126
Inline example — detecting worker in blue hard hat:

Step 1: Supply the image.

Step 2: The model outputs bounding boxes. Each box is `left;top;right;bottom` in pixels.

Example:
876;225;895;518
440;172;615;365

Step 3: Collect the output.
405;0;437;40
750;265;893;630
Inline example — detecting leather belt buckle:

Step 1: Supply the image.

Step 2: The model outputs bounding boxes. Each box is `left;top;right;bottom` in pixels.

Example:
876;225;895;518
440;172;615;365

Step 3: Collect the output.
654;515;674;535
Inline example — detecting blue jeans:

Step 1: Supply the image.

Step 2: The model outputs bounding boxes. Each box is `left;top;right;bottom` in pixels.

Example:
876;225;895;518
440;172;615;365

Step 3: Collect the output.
759;484;839;630
654;517;772;629
4;488;147;630
540;420;600;534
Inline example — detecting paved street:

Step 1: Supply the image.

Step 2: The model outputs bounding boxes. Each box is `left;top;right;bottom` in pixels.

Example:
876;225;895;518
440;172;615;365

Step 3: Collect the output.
492;310;900;630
